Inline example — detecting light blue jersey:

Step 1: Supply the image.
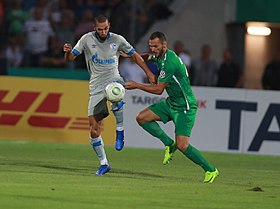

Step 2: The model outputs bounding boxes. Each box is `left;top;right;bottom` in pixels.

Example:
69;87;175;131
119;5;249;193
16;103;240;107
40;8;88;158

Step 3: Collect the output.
72;32;135;94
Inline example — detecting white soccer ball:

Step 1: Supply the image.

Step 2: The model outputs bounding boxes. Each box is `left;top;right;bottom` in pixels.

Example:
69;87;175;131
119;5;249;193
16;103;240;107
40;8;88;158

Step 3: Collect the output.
104;82;125;102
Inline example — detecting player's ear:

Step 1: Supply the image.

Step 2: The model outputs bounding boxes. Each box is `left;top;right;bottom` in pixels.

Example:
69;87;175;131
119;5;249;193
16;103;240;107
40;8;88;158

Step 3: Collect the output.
163;41;167;49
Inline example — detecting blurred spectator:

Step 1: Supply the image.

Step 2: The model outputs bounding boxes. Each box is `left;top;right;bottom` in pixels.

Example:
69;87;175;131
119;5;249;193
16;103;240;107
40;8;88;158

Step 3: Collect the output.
22;7;54;67
108;0;148;43
105;0;123;19
74;0;85;17
119;57;148;83
49;0;70;29
74;9;94;40
262;49;280;90
74;0;105;19
192;44;218;86
28;0;51;20
217;48;243;88
54;9;75;69
173;40;192;70
73;8;95;69
41;36;65;68
55;9;75;45
6;0;28;36
5;35;23;67
107;0;130;37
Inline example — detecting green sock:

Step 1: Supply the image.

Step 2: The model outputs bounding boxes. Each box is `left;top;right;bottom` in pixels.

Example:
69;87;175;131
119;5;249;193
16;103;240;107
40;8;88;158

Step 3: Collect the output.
184;144;215;172
140;122;173;146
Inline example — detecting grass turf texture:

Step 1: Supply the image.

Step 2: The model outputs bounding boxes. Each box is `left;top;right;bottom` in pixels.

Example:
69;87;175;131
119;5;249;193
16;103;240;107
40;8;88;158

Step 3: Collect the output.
0;141;279;209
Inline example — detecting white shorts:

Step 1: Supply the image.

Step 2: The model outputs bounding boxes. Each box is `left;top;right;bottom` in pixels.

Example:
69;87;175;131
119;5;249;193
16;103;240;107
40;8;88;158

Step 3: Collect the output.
87;77;124;117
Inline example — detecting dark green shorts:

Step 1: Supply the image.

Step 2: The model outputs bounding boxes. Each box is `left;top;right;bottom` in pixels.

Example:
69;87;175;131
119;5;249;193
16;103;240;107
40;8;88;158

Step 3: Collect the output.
148;100;197;137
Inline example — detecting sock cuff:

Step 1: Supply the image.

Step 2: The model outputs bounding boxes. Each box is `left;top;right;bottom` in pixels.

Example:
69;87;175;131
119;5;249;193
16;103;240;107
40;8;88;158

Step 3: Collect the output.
111;100;125;111
184;144;193;156
116;127;124;131
90;136;102;146
140;121;149;128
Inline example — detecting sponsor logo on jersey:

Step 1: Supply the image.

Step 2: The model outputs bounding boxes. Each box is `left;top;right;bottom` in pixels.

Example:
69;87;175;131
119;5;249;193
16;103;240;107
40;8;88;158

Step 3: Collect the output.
159;70;165;78
110;43;117;50
91;52;115;64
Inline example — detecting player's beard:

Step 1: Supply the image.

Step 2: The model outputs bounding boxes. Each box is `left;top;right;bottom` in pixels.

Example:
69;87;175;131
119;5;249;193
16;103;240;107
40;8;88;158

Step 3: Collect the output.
156;48;165;58
96;32;107;41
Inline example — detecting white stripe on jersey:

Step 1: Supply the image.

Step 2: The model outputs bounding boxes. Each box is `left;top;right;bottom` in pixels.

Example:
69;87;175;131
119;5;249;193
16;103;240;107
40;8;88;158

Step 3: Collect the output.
172;75;190;110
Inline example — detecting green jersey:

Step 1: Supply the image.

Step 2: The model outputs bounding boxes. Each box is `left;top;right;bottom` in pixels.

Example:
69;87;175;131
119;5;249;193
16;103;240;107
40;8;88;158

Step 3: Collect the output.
151;49;197;110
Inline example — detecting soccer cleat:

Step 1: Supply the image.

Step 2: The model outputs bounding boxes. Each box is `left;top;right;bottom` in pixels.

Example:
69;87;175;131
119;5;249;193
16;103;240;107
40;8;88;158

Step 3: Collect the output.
204;168;219;183
96;164;111;176
115;130;124;151
163;140;177;165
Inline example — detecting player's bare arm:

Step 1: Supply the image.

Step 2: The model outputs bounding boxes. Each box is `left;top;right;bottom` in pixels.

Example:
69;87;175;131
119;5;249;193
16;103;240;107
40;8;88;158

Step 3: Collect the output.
63;43;76;62
140;53;152;62
130;52;156;84
125;80;167;95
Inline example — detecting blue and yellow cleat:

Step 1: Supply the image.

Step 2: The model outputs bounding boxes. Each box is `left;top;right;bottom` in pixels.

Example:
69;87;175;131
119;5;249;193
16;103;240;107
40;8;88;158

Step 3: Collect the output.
115;130;124;151
96;164;111;176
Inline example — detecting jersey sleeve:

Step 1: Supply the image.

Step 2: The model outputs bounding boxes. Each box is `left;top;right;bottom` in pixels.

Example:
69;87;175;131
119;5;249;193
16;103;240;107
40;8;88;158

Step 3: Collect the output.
72;34;86;56
118;35;135;55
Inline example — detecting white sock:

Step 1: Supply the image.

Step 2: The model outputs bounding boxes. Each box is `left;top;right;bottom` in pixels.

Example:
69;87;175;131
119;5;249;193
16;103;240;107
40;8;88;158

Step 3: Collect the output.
90;136;108;165
116;126;124;131
112;102;124;131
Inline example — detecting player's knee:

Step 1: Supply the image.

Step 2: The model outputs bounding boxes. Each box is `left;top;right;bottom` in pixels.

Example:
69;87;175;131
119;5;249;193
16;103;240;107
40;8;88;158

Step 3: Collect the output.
90;126;101;138
177;142;189;152
136;112;145;125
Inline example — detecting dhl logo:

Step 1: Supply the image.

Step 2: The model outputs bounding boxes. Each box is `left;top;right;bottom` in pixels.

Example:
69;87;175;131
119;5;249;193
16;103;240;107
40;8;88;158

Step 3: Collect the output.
0;90;89;130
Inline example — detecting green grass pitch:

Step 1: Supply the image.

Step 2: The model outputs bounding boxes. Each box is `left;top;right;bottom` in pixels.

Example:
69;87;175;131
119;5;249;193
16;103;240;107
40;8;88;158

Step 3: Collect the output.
0;140;279;209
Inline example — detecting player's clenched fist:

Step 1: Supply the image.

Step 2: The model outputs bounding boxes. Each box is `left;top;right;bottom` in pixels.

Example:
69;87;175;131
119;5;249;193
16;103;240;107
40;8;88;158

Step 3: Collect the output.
63;43;75;62
63;43;72;52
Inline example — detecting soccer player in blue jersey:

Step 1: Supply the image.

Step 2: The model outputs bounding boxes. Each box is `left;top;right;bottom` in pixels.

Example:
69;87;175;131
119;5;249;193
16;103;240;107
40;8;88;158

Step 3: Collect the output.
63;15;155;175
125;32;219;183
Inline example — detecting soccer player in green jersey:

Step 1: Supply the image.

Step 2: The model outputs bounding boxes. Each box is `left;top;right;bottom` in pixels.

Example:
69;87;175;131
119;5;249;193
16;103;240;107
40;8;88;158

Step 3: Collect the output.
125;31;219;183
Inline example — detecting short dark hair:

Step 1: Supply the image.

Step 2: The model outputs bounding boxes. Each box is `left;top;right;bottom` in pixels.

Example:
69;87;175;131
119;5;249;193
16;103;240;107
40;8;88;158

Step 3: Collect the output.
150;31;167;43
94;14;108;23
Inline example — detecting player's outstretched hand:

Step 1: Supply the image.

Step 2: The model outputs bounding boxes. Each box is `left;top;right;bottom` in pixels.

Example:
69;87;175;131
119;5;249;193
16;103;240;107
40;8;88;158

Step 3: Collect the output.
124;80;138;90
63;43;72;52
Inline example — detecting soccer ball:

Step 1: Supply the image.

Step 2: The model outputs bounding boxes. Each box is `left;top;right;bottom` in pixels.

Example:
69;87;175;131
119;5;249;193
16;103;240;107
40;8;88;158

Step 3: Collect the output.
104;82;125;102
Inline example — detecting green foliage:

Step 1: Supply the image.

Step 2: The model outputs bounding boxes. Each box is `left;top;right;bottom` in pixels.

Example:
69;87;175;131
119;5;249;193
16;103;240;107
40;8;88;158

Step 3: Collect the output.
0;141;279;209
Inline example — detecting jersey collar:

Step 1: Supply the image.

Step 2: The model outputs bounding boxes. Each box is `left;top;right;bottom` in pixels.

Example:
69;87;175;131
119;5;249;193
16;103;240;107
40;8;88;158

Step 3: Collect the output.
94;32;111;42
159;49;168;61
